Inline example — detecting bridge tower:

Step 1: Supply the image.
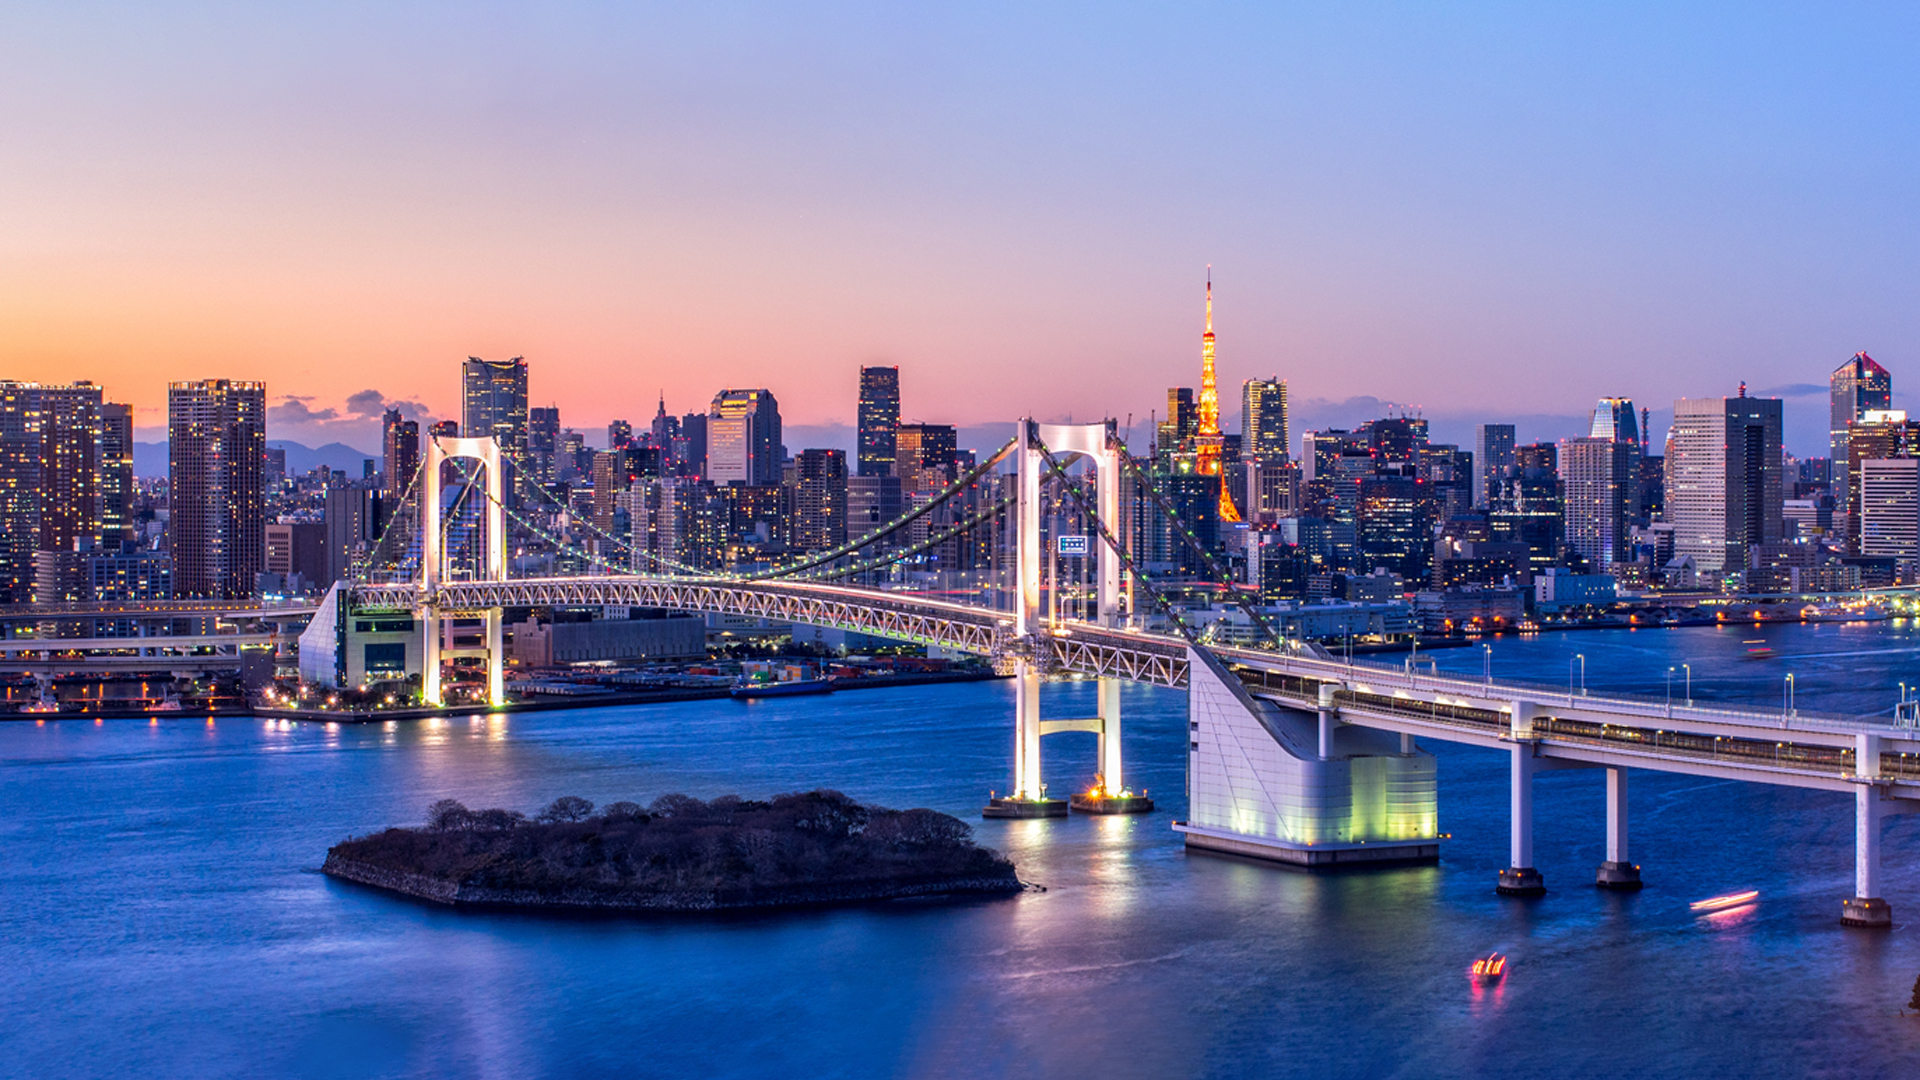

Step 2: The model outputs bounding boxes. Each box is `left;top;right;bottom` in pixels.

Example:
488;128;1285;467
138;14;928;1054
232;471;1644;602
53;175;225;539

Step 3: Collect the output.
985;419;1146;818
418;434;507;707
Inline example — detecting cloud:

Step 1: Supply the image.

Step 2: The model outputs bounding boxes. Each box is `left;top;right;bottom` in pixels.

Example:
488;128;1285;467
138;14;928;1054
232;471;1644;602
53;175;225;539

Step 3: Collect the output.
343;388;431;419
1753;383;1826;398
269;397;339;425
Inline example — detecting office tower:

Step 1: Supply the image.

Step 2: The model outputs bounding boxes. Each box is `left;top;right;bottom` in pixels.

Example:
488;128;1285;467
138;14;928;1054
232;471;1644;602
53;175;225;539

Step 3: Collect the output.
1364;416;1427;465
1589;397;1641;449
462;356;529;456
1473;424;1516;509
324;481;382;584
265;522;328;592
557;429;586;482
857;366;901;478
1665;389;1783;578
707;389;783;486
1241;377;1289;464
648;396;680;471
382;409;421;502
169;380;267;599
1561;436;1632;570
1159;388;1196;453
529;406;560;486
848;474;903;540
677;411;707;478
429;419;459;439
894;424;958;495
1857;458;1920;561
1355;474;1436;580
99;401;134;546
608;419;633;451
1844;410;1920;554
1831;352;1892;491
1422;444;1474;521
792;449;849;552
0;381;105;602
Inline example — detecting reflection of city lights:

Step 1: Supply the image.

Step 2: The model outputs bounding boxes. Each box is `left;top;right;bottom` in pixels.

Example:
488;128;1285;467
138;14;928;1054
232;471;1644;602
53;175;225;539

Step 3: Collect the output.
1690;889;1759;912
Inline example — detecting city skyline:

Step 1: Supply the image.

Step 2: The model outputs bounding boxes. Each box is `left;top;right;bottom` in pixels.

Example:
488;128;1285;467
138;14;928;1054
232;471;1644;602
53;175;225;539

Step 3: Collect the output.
6;7;1920;452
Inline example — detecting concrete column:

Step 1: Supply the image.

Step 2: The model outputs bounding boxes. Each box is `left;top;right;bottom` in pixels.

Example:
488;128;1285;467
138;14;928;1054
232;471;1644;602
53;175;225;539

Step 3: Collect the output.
1510;698;1537;739
420;607;441;706
486;608;505;706
1498;743;1545;895
1596;767;1642;889
1098;678;1123;792
1843;784;1892;927
1400;733;1414;755
1317;682;1338;760
1014;662;1042;799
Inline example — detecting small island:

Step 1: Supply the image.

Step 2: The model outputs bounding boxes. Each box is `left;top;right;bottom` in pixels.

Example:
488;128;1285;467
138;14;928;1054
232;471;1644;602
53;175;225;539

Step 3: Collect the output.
323;789;1023;912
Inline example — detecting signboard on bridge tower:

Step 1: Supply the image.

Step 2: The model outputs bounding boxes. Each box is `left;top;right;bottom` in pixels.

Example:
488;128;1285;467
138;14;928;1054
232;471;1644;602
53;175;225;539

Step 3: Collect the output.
1056;535;1091;556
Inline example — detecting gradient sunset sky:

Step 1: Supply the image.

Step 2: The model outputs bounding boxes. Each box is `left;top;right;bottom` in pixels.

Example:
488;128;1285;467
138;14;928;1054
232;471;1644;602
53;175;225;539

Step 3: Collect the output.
4;3;1917;455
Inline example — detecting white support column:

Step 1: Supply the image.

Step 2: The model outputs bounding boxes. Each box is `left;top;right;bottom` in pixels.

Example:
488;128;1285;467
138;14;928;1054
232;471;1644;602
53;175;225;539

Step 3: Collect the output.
486;608;505;706
1606;767;1628;864
1856;785;1881;902
1095;431;1120;628
1497;743;1546;894
1014;661;1042;799
420;607;441;705
1014;421;1042;638
1098;678;1122;792
1317;681;1337;760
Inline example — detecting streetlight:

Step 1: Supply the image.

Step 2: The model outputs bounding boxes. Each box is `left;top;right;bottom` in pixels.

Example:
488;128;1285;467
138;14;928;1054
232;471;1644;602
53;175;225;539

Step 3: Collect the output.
1784;673;1796;722
1568;653;1587;699
1666;665;1676;718
1682;662;1692;707
1483;643;1493;688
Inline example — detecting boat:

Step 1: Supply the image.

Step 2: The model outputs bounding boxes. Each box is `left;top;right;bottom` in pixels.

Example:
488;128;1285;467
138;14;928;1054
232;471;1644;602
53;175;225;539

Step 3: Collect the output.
731;677;835;699
1689;889;1759;912
1468;953;1508;986
1741;639;1777;660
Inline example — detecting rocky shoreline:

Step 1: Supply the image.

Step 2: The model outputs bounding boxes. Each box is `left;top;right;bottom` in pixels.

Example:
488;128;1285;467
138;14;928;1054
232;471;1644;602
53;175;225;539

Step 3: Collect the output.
321;852;1024;912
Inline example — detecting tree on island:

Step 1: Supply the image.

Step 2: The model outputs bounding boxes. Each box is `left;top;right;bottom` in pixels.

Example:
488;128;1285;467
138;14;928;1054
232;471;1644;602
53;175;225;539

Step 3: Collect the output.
538;796;595;823
1909;974;1920;1012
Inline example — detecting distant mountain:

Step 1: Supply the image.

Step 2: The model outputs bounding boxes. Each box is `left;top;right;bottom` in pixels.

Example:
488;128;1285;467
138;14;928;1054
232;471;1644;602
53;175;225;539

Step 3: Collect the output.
132;440;377;479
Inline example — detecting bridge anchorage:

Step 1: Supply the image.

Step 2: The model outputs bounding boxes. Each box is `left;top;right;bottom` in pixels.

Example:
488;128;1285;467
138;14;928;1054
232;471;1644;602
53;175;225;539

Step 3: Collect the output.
309;420;1920;925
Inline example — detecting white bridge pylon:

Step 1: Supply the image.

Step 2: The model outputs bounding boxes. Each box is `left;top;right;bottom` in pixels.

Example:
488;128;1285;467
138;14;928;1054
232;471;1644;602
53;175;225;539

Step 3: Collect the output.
419;434;506;707
1007;419;1129;806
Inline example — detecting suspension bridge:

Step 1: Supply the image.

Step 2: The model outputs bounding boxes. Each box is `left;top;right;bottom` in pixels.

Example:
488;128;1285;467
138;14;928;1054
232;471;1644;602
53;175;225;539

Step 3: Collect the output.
303;420;1920;927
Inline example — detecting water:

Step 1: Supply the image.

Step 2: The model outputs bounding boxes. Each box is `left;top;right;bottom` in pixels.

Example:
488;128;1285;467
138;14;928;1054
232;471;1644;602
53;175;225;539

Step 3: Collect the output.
6;622;1920;1079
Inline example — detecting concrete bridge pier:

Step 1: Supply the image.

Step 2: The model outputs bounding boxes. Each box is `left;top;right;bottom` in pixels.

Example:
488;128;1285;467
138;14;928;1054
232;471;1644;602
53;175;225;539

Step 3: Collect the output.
984;661;1066;818
1497;700;1547;895
1844;732;1892;928
1595;767;1643;890
1070;678;1154;814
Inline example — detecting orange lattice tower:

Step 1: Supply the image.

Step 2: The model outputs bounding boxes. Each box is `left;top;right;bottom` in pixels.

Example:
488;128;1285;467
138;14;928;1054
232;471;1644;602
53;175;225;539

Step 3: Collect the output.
1195;269;1241;522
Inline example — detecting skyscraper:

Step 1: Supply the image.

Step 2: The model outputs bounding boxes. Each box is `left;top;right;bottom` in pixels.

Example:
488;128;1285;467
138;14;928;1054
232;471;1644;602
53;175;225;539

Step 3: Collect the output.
1241;377;1289;464
1843;410;1920;554
1560;436;1631;570
1831;352;1892;489
707;389;783;486
99;401;134;546
462;357;528;498
382;408;421;502
1159;388;1195;452
894;424;959;495
857;366;900;478
1589;397;1641;450
1666;389;1783;578
0;381;104;602
792;448;849;552
1473;424;1516;509
169;380;266;599
528;406;560;486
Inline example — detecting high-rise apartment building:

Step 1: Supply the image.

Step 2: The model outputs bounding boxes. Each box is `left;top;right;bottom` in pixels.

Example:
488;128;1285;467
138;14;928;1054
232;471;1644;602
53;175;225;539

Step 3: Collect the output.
1665;391;1783;578
1241;378;1289;464
324;481;383;584
0;381;105;602
1560;436;1632;570
894;424;958;495
1831;352;1892;490
792;448;849;552
382;409;421;502
707;389;782;486
1473;424;1516;509
169;379;266;599
857;366;901;478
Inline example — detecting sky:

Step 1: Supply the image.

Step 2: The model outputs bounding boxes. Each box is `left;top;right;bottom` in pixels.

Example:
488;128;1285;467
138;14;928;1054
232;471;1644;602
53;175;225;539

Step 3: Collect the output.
5;3;1919;458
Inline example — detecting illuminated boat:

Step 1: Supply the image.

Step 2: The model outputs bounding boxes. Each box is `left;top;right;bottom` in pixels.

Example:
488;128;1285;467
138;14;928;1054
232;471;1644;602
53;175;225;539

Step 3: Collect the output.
1741;640;1777;660
1689;889;1759;912
1468;953;1508;986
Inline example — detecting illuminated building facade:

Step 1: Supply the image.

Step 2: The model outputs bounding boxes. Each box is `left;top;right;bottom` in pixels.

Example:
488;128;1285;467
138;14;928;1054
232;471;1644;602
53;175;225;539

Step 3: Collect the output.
857;366;900;478
1831;352;1891;491
0;381;105;602
1666;390;1783;578
707;389;783;486
1192;274;1240;522
168;379;266;600
1241;377;1289;464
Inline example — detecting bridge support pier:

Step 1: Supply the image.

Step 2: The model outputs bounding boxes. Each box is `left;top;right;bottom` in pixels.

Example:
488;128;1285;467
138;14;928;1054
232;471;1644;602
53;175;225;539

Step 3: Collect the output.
1069;678;1153;814
1498;742;1546;896
1844;735;1891;927
1595;767;1642;890
984;662;1065;818
420;606;442;706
